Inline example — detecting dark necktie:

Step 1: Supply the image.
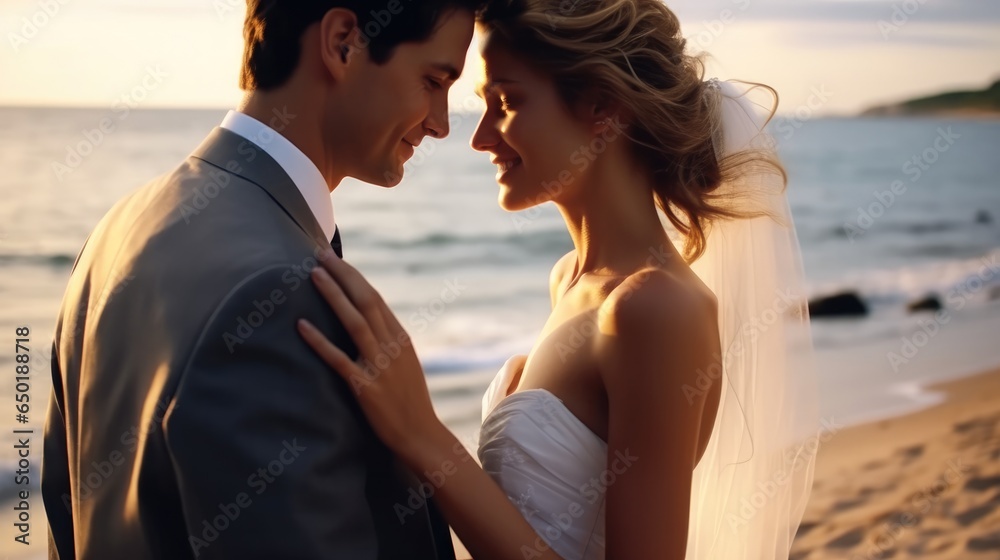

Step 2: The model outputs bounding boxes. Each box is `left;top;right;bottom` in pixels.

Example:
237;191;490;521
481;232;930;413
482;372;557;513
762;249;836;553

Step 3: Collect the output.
330;227;343;258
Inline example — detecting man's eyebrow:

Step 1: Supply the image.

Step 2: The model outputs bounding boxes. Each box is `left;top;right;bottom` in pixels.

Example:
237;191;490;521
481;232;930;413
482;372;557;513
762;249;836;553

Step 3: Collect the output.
430;62;462;82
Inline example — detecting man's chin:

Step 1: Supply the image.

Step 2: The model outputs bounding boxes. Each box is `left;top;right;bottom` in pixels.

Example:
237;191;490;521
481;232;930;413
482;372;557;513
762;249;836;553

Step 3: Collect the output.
381;167;405;188
357;165;404;188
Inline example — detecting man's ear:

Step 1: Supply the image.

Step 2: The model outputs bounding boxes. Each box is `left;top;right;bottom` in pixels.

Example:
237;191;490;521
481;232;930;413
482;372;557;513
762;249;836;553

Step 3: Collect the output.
319;8;362;82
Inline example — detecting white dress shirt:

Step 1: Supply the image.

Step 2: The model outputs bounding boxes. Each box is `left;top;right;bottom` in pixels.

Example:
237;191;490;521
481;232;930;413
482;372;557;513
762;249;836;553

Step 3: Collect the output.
220;110;336;242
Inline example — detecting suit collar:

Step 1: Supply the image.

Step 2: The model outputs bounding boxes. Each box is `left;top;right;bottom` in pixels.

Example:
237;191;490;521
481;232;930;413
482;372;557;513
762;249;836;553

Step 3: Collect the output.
220;110;336;242
189;127;330;248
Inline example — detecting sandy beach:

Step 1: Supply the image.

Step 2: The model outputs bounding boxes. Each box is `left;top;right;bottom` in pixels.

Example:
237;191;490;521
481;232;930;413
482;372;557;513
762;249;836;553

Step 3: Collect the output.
790;366;1000;559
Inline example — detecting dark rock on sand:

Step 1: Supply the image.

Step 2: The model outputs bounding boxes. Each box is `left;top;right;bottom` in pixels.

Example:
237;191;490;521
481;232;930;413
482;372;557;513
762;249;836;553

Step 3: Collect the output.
907;295;942;313
808;292;868;318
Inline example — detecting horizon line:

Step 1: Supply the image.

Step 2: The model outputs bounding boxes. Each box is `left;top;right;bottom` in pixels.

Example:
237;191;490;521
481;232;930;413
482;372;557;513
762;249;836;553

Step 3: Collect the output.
0;103;863;120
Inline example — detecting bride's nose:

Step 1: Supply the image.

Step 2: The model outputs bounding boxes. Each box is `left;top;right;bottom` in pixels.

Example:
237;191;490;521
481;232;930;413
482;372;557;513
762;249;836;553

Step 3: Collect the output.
470;112;500;152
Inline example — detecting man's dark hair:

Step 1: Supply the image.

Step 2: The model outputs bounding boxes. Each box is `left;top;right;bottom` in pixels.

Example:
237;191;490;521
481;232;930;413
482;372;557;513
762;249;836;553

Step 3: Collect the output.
240;0;487;90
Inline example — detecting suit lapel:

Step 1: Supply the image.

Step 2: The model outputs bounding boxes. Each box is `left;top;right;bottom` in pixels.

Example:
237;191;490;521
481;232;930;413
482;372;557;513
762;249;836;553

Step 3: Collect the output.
189;128;451;558
189;127;329;248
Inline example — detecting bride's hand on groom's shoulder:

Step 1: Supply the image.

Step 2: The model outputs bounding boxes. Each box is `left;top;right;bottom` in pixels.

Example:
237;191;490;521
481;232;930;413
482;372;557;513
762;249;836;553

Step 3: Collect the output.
297;251;448;466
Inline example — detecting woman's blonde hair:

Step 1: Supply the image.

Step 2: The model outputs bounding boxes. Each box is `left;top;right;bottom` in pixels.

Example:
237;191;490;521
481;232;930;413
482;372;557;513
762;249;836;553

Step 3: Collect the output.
478;0;787;262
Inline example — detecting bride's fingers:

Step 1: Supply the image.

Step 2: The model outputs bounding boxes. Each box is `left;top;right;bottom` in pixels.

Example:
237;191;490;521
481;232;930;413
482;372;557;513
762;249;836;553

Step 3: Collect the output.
297;319;367;389
314;257;390;341
309;266;382;360
379;302;409;341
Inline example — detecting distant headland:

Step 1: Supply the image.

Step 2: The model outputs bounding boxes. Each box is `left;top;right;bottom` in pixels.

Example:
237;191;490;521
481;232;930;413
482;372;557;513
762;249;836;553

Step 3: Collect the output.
861;79;1000;118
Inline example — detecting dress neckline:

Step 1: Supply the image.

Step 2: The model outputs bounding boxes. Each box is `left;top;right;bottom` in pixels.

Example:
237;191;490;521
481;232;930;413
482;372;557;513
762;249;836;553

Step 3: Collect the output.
484;366;608;446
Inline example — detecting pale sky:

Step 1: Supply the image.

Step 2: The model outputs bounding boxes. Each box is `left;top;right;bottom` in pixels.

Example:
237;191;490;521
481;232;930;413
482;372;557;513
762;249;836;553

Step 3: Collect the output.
2;0;998;115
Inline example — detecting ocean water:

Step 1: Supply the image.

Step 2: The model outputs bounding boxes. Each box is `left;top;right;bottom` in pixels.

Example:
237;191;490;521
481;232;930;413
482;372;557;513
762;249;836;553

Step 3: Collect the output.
1;108;999;522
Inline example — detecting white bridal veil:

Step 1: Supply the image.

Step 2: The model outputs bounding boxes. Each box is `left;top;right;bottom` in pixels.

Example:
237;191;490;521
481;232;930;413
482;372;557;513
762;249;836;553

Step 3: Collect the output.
681;79;821;559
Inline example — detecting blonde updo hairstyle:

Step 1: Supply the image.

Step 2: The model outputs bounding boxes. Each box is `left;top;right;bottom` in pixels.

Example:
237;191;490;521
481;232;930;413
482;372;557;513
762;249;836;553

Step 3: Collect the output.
478;0;787;263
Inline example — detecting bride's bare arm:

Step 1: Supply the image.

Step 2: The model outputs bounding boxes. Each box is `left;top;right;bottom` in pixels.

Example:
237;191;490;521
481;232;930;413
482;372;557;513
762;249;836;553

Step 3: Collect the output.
595;269;722;559
297;253;565;560
403;420;566;560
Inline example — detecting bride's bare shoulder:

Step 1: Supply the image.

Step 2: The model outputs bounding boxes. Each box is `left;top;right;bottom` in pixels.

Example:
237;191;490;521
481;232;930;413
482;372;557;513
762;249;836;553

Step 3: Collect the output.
598;267;717;336
594;267;722;410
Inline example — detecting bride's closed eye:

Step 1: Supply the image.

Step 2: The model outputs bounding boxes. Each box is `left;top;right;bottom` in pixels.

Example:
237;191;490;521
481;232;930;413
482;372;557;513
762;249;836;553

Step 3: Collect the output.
486;91;517;114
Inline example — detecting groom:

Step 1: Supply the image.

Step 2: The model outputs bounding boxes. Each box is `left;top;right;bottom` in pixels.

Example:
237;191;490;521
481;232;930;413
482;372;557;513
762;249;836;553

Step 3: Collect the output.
41;1;478;558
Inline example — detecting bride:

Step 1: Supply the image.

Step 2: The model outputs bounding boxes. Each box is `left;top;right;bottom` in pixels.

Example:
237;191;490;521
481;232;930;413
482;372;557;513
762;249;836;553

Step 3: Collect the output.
297;0;820;558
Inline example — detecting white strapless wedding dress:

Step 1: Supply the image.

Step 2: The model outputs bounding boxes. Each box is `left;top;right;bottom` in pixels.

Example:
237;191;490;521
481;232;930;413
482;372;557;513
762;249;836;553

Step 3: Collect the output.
478;357;608;560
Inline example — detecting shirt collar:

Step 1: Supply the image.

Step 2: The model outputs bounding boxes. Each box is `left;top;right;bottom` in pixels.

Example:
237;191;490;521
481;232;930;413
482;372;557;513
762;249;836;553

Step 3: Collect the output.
220;110;336;241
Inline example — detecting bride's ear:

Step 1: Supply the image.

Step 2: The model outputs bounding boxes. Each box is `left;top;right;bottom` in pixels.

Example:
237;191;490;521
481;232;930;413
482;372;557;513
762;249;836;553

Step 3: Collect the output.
578;92;629;136
319;9;362;81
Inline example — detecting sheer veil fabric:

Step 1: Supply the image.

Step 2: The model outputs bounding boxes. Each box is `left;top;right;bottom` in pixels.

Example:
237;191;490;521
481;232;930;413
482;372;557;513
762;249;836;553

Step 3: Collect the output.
679;79;820;559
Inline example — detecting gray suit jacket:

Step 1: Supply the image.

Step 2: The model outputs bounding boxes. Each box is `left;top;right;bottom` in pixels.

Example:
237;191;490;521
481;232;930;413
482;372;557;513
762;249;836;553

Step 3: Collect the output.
42;127;456;560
